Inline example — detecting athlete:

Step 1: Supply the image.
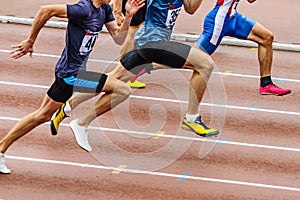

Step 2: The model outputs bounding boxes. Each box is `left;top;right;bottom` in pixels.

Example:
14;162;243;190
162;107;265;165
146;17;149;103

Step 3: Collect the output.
0;0;145;174
196;0;291;95
51;0;221;152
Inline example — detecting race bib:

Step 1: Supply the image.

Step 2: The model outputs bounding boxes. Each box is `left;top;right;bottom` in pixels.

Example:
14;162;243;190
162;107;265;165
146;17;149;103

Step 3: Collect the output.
165;3;182;29
79;30;99;56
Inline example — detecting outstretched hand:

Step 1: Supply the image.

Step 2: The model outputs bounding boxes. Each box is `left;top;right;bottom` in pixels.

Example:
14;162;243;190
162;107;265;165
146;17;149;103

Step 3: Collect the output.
125;0;145;17
10;39;34;59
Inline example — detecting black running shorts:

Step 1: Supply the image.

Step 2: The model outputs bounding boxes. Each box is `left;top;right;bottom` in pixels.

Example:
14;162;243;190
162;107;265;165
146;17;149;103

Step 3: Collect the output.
47;71;108;103
122;0;146;26
120;41;192;74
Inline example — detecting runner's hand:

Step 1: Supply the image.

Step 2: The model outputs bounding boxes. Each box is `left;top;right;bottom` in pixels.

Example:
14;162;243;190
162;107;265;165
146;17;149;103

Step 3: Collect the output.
11;39;34;59
125;0;145;17
114;12;125;26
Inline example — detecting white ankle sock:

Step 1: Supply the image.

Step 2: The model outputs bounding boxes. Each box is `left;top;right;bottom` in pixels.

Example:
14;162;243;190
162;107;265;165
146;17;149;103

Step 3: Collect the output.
64;101;72;117
185;114;199;123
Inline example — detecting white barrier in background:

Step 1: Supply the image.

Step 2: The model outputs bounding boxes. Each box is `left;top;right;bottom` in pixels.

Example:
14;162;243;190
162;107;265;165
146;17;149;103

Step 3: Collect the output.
1;16;300;52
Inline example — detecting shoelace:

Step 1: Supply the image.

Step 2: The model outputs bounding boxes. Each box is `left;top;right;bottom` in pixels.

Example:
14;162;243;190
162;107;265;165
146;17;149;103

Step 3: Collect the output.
80;128;88;141
0;155;5;165
269;84;284;92
195;117;209;130
84;129;88;139
271;84;279;88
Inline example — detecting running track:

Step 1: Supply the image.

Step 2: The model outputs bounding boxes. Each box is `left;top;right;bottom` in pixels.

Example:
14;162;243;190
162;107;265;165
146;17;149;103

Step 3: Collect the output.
0;1;300;199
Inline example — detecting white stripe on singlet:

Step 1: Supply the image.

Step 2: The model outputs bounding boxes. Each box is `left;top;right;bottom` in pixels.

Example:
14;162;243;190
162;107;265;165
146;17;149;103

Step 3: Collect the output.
210;0;237;45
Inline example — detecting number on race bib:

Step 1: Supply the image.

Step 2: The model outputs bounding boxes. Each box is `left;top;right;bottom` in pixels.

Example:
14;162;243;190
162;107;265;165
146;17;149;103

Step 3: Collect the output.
85;37;96;50
79;30;99;56
165;3;182;29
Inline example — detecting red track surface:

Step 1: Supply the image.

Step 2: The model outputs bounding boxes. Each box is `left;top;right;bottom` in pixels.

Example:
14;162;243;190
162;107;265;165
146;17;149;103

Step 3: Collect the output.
0;1;300;199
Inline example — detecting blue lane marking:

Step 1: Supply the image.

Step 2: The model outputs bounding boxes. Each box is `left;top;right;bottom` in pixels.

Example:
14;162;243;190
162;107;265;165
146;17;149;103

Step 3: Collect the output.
248;105;259;113
278;76;289;83
215;137;227;147
178;172;191;182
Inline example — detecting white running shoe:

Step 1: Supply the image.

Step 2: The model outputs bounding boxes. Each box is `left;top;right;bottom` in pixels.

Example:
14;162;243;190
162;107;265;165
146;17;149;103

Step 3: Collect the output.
70;119;92;152
0;153;11;174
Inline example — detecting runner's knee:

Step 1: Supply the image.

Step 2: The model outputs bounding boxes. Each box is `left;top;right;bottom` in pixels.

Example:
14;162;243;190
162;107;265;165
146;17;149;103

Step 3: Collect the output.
196;56;215;75
33;110;53;124
262;31;274;46
115;82;132;99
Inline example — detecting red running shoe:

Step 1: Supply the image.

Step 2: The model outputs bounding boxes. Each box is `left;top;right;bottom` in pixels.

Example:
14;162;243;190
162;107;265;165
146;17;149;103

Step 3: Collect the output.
259;84;291;96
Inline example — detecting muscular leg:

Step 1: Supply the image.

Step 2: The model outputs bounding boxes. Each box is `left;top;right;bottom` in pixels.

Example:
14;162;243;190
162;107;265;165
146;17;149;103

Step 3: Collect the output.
247;22;274;77
68;93;96;109
0;95;62;153
76;76;132;127
184;44;215;115
180;44;219;136
246;22;290;95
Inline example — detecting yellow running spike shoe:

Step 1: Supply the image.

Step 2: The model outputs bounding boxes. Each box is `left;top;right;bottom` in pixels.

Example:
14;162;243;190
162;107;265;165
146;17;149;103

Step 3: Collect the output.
50;104;68;135
127;80;146;88
181;116;219;137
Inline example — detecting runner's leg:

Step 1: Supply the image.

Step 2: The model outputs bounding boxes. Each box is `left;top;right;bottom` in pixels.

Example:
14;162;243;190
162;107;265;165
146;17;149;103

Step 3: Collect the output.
184;44;215;115
76;76;132;127
0;95;62;153
247;22;274;77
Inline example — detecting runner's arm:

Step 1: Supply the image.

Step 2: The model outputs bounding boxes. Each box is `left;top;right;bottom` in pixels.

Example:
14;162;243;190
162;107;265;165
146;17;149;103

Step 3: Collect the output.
11;5;67;59
27;5;67;45
113;0;125;26
184;0;203;14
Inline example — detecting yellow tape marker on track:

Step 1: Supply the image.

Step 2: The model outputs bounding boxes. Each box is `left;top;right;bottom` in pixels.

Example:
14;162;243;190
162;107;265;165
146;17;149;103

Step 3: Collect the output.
112;165;127;174
221;71;232;77
152;131;166;139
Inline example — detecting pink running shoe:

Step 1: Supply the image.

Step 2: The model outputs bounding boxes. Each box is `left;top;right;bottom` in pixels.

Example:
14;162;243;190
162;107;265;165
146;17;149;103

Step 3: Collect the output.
259;84;291;96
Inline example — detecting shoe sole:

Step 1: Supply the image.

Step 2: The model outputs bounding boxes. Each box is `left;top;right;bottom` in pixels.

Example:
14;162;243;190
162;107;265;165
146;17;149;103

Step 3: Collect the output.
50;122;58;136
181;123;219;137
0;167;11;174
0;170;11;174
260;90;291;96
127;83;146;88
129;86;146;88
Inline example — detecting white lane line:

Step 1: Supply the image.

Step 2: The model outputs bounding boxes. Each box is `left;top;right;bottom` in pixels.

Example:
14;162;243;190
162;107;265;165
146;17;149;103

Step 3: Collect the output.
0;81;48;89
0;80;299;116
90;125;300;153
131;95;300;116
6;155;300;192
1;116;300;153
213;72;300;83
1;49;299;83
